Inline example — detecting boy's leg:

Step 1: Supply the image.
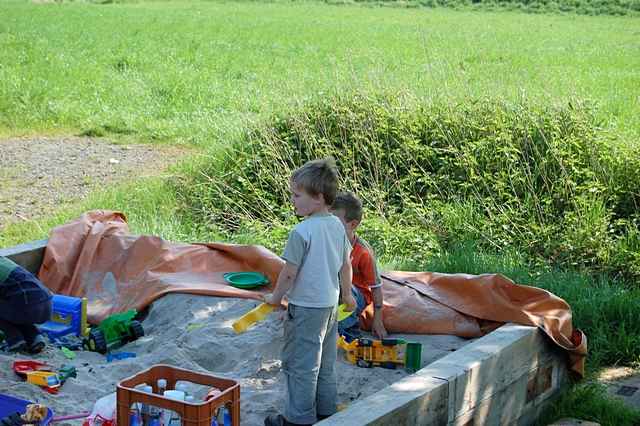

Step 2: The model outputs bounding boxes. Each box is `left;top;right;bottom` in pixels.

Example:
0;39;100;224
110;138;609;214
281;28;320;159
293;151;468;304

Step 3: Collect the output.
15;324;45;353
0;302;27;351
0;319;26;350
282;304;333;425
1;299;50;353
337;287;367;340
316;306;338;418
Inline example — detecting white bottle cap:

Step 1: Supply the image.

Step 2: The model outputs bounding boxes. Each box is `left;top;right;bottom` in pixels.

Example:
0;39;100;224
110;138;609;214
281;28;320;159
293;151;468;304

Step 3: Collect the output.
157;379;167;388
142;385;153;393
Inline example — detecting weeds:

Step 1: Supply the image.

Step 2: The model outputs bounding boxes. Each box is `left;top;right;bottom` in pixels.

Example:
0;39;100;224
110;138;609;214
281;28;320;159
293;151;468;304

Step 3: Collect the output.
176;94;640;280
539;383;640;426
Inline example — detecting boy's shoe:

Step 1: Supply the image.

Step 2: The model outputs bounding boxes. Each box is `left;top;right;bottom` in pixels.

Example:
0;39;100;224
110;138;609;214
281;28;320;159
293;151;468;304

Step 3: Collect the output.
28;334;46;354
264;414;311;426
5;339;27;353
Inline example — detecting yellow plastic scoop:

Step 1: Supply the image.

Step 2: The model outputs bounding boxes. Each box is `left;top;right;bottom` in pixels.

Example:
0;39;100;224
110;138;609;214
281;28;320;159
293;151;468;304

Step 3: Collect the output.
337;304;353;321
232;303;275;334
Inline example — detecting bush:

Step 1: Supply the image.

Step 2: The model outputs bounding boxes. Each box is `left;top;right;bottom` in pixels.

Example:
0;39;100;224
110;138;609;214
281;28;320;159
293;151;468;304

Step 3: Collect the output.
174;93;640;278
340;0;640;15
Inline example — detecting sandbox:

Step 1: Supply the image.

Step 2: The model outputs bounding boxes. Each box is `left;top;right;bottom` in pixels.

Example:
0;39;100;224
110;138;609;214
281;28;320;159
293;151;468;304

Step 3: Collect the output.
1;240;568;425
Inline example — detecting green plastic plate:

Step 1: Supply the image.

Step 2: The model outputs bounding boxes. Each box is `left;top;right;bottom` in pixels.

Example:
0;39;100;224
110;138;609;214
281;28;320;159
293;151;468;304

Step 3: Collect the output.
223;272;269;289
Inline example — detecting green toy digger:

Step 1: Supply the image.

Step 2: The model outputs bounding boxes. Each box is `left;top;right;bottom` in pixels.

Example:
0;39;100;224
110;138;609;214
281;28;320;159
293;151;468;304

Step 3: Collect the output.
84;310;144;354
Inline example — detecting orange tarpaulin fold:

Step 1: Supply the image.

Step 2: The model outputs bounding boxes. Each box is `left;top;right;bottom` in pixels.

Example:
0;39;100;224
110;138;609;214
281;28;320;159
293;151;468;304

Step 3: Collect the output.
38;211;586;376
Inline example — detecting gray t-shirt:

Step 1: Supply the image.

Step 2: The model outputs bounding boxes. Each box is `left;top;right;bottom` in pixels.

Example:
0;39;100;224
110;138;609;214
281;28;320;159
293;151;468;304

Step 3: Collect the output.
282;213;351;308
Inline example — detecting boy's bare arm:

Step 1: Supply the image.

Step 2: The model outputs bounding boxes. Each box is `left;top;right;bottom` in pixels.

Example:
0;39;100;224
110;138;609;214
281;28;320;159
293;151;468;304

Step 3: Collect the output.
371;286;388;338
264;262;299;306
340;259;356;311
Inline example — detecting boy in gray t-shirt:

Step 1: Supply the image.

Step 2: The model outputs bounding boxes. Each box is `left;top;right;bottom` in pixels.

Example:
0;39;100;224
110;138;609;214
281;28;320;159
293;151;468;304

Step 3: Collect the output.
264;158;356;426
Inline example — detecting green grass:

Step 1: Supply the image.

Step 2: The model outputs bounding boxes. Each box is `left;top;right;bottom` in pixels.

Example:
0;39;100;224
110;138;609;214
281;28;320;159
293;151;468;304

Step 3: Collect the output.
538;383;640;426
0;1;639;144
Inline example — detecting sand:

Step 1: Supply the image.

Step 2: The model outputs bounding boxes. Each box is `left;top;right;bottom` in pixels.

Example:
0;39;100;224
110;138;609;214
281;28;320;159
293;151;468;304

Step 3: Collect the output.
0;294;472;425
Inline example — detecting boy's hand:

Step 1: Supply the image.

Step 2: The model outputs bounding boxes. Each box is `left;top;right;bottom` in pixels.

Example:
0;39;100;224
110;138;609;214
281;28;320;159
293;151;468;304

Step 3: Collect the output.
372;317;388;339
342;294;357;312
263;293;282;307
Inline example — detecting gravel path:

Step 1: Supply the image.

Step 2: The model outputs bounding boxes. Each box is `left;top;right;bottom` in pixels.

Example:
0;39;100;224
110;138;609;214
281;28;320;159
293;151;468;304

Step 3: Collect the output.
0;137;184;230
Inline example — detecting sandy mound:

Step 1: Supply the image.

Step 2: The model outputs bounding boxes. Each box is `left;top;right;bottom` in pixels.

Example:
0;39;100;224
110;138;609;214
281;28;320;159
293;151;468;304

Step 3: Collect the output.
0;294;470;425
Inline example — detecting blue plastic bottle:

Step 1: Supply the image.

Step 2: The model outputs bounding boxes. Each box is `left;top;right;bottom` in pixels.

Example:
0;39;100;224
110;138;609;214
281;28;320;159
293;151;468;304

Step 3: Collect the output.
129;410;141;426
148;415;160;426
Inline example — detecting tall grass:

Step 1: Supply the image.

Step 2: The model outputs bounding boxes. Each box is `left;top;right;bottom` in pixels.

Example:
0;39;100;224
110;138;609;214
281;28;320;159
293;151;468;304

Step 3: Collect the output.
176;94;640;279
538;383;640;426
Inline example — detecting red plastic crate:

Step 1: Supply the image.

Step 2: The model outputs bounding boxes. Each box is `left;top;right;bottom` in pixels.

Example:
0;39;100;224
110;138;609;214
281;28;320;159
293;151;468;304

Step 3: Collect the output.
116;364;240;426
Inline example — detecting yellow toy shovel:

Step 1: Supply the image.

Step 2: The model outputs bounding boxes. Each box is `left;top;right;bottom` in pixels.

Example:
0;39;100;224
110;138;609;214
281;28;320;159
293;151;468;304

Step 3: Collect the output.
337;304;353;321
232;303;274;334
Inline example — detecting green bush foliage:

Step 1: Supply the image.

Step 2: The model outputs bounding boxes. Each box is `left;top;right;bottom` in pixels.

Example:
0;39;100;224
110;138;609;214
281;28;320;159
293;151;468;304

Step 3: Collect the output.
343;0;640;16
175;93;640;278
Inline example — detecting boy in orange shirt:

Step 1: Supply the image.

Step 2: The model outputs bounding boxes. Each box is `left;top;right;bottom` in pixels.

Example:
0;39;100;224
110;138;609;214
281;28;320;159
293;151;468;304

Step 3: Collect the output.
331;192;388;340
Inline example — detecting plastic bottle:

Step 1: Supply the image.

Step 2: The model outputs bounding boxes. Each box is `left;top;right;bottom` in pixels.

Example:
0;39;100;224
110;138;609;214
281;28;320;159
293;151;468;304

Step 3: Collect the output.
129;409;141;426
147;410;161;426
162;390;185;426
140;385;153;425
129;387;142;426
146;383;163;426
157;379;167;394
222;408;231;426
175;382;189;399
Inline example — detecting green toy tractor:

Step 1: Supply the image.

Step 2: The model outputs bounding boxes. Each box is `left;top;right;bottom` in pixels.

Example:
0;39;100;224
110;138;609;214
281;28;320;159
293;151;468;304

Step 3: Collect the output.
85;310;144;354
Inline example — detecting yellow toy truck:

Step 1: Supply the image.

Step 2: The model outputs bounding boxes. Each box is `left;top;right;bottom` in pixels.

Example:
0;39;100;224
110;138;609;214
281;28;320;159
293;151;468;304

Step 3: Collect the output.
338;336;422;372
26;371;61;389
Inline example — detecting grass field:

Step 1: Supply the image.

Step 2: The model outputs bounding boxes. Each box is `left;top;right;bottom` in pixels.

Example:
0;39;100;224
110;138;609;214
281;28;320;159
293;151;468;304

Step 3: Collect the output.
1;0;639;144
1;1;640;424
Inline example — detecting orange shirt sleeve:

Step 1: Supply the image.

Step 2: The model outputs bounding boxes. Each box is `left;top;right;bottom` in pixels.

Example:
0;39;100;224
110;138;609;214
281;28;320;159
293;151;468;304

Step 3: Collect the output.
358;250;378;288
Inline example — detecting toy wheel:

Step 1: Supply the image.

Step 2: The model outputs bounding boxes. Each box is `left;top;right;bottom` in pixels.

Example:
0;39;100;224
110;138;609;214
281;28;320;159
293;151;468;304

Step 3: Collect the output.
358;338;373;347
129;320;144;341
381;362;397;369
87;329;107;354
382;339;400;346
356;359;373;368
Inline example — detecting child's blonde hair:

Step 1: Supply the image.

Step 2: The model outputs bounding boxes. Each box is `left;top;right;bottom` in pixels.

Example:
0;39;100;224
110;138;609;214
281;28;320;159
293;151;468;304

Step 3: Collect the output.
291;158;338;205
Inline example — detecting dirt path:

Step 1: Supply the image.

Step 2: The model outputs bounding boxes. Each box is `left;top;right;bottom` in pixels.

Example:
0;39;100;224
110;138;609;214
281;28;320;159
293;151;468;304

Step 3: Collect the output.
0;137;185;231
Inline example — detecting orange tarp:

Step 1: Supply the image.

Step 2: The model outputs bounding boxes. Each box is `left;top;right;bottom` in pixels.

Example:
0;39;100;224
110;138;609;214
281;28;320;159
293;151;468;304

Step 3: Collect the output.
38;211;586;376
